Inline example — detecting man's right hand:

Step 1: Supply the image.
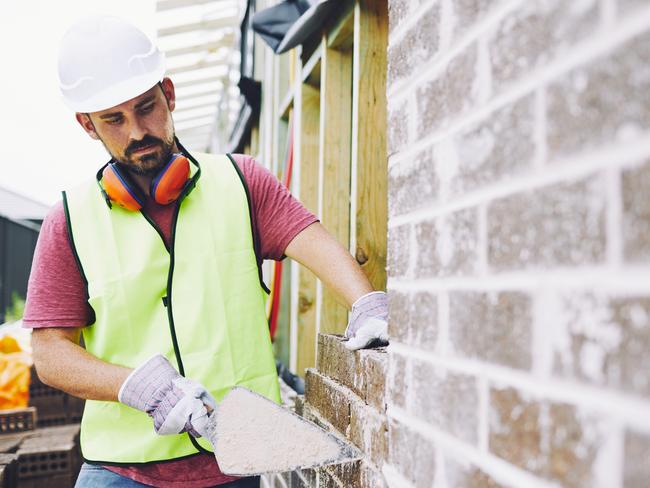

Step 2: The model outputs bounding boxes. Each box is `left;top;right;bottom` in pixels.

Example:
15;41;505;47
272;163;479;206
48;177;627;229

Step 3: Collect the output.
118;354;215;438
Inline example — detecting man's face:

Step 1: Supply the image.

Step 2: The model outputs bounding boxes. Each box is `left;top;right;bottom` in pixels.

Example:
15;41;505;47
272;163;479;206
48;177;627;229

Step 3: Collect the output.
76;78;177;176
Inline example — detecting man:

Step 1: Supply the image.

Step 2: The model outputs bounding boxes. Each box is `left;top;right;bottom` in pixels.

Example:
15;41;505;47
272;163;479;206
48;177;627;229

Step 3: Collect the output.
23;15;388;488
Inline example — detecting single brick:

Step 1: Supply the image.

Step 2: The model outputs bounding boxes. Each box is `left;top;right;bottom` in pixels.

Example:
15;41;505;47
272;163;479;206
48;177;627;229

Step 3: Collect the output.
490;0;599;91
415;208;480;278
445;457;504;488
388;102;409;156
304;369;351;434
449;291;533;370
552;294;650;397
489;388;601;486
350;401;388;467
388;147;438;217
453;0;506;40
359;350;388;411
411;360;479;444
388;289;438;350
317;334;362;397
386;353;409;410
387;224;411;278
624;431;650;488
623;161;650;263
618;0;648;15
388;419;436;488
324;460;361;488
388;4;441;87
547;30;650;158
417;45;478;136
387;290;411;344
388;0;410;32
488;176;607;270
447;95;536;197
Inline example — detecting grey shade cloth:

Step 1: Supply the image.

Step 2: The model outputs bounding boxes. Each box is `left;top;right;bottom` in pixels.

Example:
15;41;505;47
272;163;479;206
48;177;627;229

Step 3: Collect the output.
251;0;311;52
252;0;337;54
276;0;338;53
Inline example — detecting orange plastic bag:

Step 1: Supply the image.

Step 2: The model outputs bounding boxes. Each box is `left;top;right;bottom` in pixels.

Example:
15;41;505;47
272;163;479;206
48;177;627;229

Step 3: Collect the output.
0;336;31;409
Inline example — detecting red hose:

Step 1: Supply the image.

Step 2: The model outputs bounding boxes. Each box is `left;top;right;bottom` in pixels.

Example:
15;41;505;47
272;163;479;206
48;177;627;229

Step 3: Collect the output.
269;114;294;341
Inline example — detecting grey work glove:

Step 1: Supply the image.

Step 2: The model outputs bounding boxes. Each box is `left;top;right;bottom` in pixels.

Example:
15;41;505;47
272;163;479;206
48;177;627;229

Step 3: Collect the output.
344;291;389;350
118;354;216;438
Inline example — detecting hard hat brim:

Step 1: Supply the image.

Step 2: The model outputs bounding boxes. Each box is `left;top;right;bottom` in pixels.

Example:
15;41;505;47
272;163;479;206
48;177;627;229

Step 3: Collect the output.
62;63;166;113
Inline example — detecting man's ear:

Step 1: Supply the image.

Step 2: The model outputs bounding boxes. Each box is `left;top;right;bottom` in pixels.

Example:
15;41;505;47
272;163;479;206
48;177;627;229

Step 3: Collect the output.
160;77;176;112
75;113;100;140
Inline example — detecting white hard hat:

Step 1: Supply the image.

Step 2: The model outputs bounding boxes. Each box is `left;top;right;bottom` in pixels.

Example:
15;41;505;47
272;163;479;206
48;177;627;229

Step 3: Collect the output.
58;15;166;113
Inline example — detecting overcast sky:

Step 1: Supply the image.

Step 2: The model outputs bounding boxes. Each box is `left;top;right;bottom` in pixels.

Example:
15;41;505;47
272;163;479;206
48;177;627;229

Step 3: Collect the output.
0;1;156;205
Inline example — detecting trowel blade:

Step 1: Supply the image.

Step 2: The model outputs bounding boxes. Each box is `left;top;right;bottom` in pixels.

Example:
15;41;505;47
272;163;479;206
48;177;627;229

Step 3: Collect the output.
205;387;360;476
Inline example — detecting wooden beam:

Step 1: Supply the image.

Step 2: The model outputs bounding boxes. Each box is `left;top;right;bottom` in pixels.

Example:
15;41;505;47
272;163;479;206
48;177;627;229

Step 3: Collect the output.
327;1;355;51
351;0;388;292
318;38;352;334
165;37;234;57
296;83;321;376
173;76;224;89
166;57;228;75
156;0;233;12
176;89;222;102
158;16;238;37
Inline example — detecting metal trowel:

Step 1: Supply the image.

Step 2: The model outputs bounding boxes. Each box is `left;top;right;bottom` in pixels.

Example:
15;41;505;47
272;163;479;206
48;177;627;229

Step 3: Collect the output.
204;387;361;476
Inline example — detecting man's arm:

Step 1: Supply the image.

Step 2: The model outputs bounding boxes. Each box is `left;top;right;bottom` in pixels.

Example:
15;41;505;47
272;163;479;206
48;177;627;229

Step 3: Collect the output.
284;222;374;308
31;327;131;401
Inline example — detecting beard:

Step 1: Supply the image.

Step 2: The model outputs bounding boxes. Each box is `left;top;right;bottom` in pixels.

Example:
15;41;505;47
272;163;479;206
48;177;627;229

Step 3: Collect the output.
105;132;176;176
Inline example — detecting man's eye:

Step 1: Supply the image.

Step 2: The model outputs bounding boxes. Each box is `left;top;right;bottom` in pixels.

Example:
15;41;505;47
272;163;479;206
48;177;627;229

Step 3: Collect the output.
106;118;122;125
140;104;154;114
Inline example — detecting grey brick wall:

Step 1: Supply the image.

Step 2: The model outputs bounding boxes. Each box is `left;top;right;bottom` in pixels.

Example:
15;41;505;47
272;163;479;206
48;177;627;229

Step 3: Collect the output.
386;0;650;487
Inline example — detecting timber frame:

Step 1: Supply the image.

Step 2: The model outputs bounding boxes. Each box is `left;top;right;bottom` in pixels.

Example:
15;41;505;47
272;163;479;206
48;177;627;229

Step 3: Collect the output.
246;0;388;377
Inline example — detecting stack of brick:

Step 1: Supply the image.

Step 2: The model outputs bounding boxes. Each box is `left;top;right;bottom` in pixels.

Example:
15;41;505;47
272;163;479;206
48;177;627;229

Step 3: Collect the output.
0;407;81;487
29;366;85;427
263;334;388;487
386;0;650;487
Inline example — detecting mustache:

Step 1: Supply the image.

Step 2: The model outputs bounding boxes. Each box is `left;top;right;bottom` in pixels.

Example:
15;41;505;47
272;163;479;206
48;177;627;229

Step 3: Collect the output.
125;135;164;157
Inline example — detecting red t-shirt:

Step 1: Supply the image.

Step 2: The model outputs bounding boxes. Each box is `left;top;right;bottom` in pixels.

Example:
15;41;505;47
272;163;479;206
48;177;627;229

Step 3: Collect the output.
23;154;317;487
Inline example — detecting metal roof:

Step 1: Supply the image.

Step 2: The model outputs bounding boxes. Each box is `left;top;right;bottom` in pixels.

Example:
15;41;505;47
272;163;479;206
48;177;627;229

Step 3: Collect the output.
155;0;243;151
0;186;50;221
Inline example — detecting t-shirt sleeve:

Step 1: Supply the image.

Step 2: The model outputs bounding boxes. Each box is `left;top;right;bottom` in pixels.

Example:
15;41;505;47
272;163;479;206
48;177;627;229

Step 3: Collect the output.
232;154;319;261
22;201;94;328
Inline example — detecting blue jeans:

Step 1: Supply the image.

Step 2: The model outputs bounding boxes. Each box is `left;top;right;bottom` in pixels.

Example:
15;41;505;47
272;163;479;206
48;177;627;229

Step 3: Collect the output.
75;463;260;487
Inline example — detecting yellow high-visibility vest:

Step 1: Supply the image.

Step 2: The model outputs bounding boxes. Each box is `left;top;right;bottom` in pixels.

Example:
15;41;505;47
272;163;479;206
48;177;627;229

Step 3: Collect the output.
63;152;280;464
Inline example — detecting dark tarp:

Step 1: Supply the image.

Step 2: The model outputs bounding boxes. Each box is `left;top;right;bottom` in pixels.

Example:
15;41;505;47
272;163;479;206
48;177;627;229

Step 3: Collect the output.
252;0;336;54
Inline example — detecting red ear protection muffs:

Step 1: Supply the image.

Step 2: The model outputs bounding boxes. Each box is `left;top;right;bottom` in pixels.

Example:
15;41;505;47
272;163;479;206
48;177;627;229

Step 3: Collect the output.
101;154;190;211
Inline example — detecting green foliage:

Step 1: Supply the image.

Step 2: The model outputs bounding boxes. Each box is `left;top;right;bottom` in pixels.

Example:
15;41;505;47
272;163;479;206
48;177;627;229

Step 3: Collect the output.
5;292;25;323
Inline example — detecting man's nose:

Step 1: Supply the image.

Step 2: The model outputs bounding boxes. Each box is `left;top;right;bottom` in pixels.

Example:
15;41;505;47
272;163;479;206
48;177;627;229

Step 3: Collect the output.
128;118;147;142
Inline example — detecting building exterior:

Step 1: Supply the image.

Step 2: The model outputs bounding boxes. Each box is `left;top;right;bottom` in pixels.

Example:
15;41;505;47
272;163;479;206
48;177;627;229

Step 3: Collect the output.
0;187;46;323
207;0;650;486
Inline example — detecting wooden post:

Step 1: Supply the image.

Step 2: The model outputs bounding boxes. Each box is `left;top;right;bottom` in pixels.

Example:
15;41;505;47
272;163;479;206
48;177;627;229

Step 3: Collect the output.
351;0;388;292
296;83;321;375
319;35;354;334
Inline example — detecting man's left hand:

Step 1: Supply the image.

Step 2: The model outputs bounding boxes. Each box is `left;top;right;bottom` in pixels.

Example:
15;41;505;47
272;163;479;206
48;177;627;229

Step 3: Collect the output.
345;291;389;350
